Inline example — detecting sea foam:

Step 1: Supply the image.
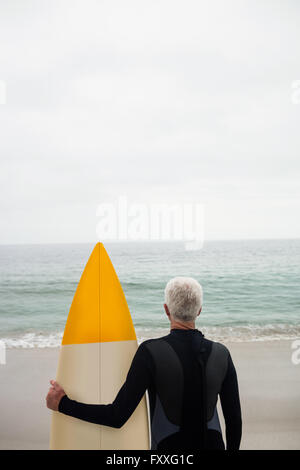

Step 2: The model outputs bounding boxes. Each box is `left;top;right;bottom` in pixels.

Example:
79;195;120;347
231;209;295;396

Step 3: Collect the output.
1;324;300;348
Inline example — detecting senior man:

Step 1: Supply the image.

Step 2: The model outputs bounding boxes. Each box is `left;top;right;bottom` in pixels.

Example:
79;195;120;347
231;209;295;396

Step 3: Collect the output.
47;277;242;450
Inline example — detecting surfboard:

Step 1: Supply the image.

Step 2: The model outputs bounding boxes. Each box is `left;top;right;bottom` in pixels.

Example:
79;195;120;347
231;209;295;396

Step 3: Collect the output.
50;242;150;449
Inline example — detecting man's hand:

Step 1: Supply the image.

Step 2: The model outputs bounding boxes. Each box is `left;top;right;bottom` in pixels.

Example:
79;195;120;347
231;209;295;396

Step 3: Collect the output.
46;380;66;411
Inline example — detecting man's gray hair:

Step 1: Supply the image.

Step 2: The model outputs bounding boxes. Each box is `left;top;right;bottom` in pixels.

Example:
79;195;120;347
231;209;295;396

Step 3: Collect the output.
164;277;203;322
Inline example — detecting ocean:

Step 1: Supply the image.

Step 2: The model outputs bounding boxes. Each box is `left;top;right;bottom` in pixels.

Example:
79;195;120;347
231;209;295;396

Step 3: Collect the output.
0;239;299;347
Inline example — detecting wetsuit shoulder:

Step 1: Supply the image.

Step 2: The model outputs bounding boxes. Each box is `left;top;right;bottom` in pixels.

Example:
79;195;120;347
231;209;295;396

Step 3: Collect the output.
207;339;230;354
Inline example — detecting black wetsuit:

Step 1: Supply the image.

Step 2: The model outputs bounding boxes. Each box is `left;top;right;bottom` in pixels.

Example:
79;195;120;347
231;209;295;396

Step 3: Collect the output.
59;329;242;450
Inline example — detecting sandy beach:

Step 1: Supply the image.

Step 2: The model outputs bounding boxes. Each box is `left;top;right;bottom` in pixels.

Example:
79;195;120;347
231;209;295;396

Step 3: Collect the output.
0;340;299;450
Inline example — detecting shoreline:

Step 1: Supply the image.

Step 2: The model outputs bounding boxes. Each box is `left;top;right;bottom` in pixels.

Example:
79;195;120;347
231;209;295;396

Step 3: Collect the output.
2;324;300;349
0;340;299;450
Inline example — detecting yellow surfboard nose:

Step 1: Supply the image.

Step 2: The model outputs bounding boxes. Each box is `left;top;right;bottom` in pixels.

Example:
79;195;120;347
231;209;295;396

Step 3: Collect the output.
62;243;136;345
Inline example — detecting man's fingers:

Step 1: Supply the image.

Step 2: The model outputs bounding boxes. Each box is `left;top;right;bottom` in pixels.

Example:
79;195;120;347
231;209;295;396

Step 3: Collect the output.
50;380;61;391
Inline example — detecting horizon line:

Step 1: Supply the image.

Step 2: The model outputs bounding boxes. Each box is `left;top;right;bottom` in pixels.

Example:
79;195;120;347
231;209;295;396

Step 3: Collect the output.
0;237;299;247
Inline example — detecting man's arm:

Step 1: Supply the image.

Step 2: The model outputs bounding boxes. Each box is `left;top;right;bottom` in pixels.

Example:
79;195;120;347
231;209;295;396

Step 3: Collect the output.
219;352;242;450
54;343;152;428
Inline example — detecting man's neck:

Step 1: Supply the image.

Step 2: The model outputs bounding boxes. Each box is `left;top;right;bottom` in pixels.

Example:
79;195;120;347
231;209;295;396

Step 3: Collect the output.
170;319;196;331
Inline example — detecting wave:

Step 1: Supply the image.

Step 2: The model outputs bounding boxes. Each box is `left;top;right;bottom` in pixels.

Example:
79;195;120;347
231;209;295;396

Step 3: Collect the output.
1;332;63;349
1;323;300;348
136;323;300;343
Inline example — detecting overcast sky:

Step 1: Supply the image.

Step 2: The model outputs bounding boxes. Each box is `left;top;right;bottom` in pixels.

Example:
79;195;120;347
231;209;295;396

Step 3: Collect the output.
0;0;299;244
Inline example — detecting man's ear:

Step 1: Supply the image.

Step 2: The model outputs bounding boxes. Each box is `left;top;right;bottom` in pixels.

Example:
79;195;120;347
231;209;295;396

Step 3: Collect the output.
164;303;170;318
197;307;202;317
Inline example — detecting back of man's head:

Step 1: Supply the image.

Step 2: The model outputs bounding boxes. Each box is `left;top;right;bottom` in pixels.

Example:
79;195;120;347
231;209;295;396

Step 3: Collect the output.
164;277;203;322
